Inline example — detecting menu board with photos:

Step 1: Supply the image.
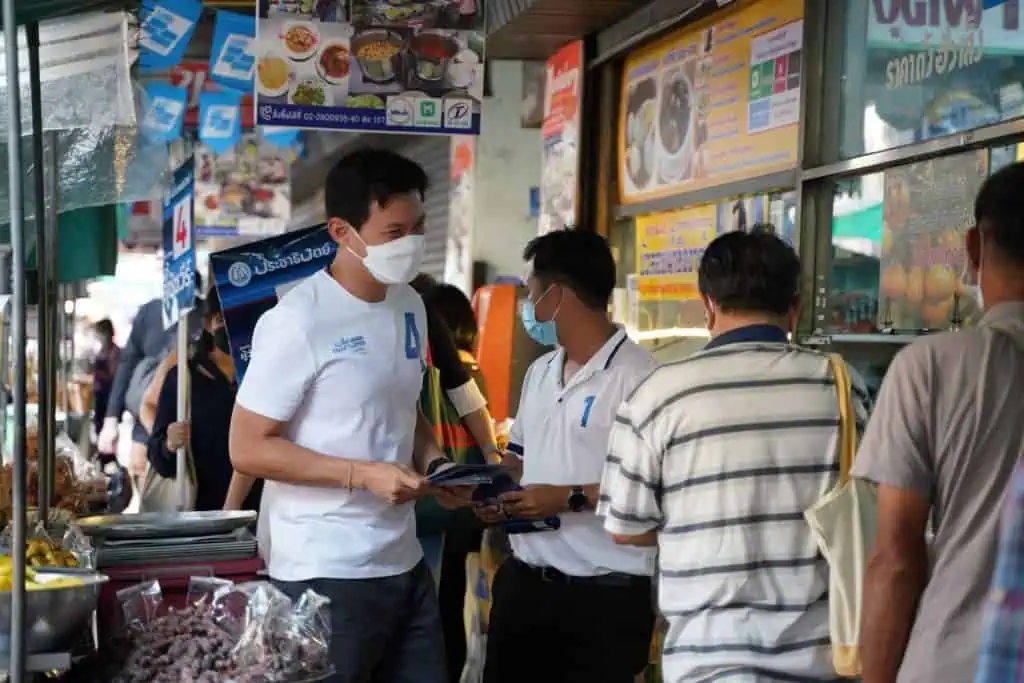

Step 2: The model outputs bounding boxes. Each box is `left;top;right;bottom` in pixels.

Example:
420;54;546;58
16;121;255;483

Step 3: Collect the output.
618;0;803;204
878;149;988;330
256;0;485;135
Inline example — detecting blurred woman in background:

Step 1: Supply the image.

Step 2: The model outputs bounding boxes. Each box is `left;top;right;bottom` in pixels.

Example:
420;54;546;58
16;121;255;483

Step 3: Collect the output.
91;318;120;464
148;289;261;512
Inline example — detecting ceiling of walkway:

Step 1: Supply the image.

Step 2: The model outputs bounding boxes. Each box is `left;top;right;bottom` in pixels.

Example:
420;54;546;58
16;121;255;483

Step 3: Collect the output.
485;0;639;60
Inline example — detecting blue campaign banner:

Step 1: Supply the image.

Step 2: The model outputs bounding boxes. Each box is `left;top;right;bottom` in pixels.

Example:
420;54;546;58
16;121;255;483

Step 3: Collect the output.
141;82;189;143
162;157;198;330
199;89;243;153
209;10;256;94
210;223;335;380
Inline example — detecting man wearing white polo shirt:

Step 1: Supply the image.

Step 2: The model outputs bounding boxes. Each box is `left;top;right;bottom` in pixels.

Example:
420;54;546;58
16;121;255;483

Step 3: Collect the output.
229;149;468;683
477;230;657;683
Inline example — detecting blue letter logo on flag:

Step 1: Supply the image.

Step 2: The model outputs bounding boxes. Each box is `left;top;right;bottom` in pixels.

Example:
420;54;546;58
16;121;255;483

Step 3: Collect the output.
210;10;256;93
141;82;188;143
199;90;242;153
139;0;202;72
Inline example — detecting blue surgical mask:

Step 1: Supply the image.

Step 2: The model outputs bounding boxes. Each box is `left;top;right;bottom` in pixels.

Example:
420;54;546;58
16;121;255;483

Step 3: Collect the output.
520;286;560;347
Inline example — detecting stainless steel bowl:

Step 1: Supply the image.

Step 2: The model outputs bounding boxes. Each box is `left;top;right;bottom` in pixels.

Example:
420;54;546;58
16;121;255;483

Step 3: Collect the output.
0;569;108;654
351;29;404;84
410;31;458;83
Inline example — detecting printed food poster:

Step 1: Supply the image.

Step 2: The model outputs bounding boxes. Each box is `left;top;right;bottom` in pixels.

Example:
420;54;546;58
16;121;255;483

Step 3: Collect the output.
195;134;293;237
635;204;717;302
619;0;803;204
878;149;987;329
256;0;485;134
539;41;583;235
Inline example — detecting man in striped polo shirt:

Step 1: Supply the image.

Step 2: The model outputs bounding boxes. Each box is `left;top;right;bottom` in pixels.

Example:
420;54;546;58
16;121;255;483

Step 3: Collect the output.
598;231;871;682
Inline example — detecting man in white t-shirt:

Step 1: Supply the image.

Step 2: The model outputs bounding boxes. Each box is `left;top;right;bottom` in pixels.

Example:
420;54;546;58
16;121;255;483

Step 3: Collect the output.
475;230;657;683
230;149;468;683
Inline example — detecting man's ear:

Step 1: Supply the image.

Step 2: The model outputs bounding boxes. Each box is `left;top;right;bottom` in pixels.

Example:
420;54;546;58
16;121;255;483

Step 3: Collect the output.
327;217;350;244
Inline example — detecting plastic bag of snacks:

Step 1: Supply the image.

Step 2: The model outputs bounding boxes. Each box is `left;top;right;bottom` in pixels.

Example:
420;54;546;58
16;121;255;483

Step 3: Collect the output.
85;577;332;683
0;519;94;569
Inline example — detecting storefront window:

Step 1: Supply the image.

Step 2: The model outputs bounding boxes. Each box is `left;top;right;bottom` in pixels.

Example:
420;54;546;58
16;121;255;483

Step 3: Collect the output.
837;1;1024;159
826;144;1020;334
615;190;796;336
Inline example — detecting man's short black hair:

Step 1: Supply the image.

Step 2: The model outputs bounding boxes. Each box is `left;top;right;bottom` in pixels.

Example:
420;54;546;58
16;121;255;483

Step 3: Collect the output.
523;229;616;310
93;318;114;341
324;148;428;231
423;283;478;353
975;161;1024;266
698;231;801;315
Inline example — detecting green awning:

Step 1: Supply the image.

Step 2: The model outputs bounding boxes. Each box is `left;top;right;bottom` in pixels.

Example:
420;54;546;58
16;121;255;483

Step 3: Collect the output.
2;0;136;26
2;204;120;283
832;204;883;242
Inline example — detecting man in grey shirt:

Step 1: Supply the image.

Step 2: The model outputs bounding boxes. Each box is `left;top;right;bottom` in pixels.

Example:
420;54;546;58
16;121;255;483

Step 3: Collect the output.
854;161;1024;683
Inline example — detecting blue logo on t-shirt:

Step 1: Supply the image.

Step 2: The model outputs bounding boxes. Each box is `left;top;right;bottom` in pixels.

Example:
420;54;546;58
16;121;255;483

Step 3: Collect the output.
404;312;421;360
331;336;367;355
581;395;596;427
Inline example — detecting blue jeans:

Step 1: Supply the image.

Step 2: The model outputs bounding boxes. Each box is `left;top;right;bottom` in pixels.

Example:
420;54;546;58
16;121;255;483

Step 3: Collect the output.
274;561;447;683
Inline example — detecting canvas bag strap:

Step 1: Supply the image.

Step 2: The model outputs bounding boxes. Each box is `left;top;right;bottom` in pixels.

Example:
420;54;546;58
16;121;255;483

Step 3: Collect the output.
828;354;858;484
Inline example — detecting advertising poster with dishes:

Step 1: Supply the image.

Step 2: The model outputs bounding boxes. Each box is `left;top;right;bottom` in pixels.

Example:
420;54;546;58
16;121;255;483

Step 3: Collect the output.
255;0;485;134
635;204;717;302
445;136;474;295
619;0;804;204
195;134;292;237
878;149;987;330
538;40;583;235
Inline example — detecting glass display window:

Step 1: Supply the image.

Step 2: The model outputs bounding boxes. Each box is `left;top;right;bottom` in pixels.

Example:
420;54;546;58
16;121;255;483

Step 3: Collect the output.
836;1;1024;160
826;143;1021;334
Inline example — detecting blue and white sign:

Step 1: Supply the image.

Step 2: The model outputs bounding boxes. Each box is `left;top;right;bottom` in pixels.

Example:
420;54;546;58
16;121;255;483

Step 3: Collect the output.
162;157;198;330
211;224;335;379
210;10;257;93
253;4;486;136
199;90;243;153
141;82;189;143
139;0;203;72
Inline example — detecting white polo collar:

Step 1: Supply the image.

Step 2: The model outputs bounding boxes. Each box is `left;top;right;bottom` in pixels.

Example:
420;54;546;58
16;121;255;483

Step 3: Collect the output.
549;326;630;397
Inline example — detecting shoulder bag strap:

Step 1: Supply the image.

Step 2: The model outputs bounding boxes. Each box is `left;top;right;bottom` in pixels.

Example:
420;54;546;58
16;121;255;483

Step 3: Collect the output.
828;354;858;484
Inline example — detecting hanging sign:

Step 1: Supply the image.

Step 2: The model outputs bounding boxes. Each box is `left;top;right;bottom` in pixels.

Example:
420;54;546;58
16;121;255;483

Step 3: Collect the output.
199;90;243;153
445;136;475;295
209;10;257;93
539;40;583;235
195;133;293;237
140;82;189;143
211;224;336;380
254;1;486;135
162;157;198;330
139;0;204;72
635;204;717;303
618;0;804;204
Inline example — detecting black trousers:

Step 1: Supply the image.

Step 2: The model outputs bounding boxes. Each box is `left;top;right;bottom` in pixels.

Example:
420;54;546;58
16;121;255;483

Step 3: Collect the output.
483;558;655;683
438;510;484;683
274;561;446;683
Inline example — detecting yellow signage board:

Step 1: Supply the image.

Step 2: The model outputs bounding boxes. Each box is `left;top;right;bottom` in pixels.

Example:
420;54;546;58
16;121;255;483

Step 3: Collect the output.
635;204;717;302
618;0;804;205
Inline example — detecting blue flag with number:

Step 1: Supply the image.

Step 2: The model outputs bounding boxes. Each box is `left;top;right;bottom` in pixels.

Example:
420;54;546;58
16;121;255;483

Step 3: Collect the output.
209;10;256;94
139;0;202;73
162;157;198;330
210;224;335;380
199;89;243;153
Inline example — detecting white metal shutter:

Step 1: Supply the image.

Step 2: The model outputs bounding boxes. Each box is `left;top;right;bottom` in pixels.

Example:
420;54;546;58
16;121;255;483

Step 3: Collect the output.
398;136;450;281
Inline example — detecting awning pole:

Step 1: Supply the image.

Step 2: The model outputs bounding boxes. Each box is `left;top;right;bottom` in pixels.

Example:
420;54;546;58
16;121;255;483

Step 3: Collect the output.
27;22;51;525
42;130;59;516
4;9;29;683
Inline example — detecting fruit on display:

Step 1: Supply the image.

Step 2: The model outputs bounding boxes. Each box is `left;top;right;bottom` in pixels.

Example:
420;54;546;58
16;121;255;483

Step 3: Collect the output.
0;559;84;591
25;537;78;567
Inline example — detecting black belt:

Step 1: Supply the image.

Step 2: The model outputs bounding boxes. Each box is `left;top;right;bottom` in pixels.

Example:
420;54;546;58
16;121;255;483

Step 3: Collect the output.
509;557;649;588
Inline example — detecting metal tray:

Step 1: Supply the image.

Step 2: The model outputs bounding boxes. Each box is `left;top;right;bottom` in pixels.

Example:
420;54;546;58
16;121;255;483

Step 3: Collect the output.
75;511;257;540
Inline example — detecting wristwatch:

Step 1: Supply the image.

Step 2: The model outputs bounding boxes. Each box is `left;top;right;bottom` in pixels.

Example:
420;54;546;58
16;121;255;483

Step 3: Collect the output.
567;486;587;512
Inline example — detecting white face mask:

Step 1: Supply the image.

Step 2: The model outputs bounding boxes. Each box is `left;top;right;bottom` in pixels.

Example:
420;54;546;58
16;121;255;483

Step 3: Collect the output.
349;232;425;285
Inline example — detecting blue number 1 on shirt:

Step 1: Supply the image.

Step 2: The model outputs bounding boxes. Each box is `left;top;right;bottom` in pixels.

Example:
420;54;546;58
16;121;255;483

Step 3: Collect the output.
404;312;421;360
581;395;596;427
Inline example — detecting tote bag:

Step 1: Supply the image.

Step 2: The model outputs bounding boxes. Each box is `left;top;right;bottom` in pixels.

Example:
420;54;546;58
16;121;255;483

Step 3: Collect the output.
804;354;878;678
138;363;198;513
